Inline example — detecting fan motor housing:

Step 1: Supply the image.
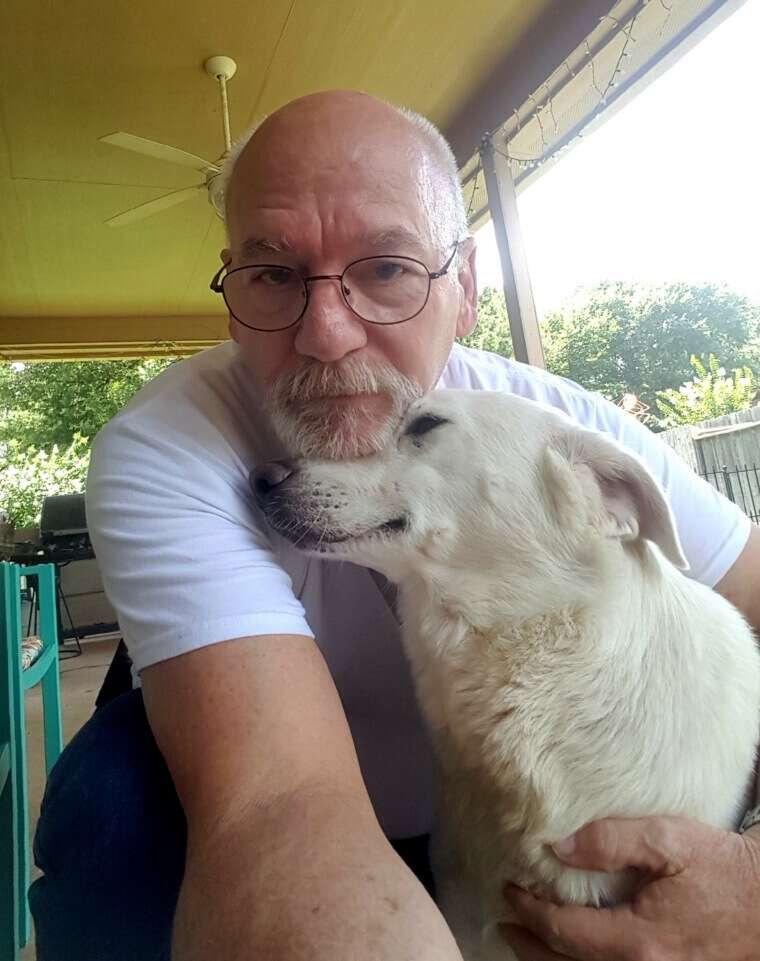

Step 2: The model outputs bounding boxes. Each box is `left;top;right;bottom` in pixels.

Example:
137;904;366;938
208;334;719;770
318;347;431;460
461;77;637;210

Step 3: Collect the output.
204;56;237;81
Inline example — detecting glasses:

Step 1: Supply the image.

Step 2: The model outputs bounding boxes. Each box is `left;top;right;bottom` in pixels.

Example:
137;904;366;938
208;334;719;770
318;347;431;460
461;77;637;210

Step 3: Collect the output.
209;242;460;332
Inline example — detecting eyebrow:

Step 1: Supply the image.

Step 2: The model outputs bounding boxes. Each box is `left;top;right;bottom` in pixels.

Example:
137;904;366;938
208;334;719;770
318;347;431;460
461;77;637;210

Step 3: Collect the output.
364;227;428;254
238;236;295;258
237;227;430;262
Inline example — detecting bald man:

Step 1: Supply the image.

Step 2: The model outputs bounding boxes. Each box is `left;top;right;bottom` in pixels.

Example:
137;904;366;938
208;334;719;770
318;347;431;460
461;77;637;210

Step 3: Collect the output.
30;92;760;961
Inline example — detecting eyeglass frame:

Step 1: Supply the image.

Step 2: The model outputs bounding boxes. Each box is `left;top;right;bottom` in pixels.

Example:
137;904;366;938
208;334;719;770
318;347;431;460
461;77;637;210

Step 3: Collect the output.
209;241;461;333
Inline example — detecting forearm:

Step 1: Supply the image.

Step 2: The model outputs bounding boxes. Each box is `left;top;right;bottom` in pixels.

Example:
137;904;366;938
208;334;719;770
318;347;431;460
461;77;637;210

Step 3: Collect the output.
172;788;464;961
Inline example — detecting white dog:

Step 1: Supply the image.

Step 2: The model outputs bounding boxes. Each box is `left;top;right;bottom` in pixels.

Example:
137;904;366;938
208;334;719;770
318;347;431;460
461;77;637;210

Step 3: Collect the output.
255;389;760;960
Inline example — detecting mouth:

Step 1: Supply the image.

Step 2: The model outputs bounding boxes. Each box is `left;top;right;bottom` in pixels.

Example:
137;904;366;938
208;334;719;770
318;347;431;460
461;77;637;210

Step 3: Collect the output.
346;514;409;541
268;509;409;552
298;392;385;408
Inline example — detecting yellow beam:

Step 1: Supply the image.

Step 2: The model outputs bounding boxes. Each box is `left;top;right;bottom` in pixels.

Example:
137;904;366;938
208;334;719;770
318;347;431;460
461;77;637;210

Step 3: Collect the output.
0;315;228;362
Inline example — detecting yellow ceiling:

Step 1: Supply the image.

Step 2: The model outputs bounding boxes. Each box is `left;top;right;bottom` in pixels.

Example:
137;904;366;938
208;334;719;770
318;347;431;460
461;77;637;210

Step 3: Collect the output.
1;0;578;357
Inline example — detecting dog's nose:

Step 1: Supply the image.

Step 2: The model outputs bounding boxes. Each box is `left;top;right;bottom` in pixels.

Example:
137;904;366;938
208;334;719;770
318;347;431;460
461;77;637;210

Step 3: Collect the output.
251;460;295;506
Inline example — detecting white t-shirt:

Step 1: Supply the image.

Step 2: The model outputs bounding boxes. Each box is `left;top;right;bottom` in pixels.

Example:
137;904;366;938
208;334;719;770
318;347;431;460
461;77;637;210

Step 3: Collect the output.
86;341;751;839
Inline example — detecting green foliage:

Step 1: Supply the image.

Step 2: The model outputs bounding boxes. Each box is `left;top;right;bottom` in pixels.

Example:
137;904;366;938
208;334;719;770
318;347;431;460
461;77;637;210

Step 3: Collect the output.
460;287;513;358
0;357;176;527
0;435;91;528
654;355;758;429
0;358;175;451
541;281;759;408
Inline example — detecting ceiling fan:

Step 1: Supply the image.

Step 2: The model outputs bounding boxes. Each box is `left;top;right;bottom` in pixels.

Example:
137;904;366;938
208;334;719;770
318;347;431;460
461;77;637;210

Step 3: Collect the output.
99;55;237;227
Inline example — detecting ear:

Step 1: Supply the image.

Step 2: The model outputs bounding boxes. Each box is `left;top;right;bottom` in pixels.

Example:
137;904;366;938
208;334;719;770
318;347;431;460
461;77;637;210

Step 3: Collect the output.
455;237;478;339
543;428;689;570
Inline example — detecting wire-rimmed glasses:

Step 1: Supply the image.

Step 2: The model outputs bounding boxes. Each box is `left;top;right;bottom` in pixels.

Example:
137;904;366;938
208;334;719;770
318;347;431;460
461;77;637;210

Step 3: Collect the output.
209;242;460;332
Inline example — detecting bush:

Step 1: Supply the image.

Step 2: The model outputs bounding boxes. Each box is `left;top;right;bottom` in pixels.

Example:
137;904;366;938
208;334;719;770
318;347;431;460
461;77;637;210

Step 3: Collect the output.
654;355;757;429
0;434;91;528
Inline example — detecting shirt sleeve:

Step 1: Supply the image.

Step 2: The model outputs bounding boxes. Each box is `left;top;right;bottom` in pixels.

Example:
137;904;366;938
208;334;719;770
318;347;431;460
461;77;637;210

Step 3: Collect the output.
86;411;314;675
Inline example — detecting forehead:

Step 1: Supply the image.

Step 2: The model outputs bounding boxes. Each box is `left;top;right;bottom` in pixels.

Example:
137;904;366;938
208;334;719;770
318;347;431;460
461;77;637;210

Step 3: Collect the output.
226;118;441;253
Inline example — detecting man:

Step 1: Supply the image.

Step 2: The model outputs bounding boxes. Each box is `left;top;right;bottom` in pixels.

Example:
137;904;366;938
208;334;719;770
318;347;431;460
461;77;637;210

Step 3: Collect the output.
30;91;760;961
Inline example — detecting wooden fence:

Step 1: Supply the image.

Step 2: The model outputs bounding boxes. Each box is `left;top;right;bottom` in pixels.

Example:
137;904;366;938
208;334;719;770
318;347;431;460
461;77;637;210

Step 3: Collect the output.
659;407;760;522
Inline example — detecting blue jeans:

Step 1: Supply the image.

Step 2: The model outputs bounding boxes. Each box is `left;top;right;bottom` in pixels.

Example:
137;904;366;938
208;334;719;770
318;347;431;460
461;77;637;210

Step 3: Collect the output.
29;689;434;960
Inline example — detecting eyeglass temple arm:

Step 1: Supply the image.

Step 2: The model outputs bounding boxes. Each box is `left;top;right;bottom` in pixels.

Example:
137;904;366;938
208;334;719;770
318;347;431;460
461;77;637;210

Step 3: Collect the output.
209;263;227;292
429;241;461;279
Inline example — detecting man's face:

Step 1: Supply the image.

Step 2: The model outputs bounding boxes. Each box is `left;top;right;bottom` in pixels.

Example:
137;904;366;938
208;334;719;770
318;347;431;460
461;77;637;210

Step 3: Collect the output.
223;93;478;459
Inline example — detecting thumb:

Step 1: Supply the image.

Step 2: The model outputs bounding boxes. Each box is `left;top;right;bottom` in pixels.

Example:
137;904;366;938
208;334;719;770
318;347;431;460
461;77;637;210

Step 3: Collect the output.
552;816;694;876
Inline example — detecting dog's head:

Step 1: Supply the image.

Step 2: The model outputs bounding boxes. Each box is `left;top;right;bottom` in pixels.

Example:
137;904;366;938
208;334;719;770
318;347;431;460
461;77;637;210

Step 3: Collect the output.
253;390;687;618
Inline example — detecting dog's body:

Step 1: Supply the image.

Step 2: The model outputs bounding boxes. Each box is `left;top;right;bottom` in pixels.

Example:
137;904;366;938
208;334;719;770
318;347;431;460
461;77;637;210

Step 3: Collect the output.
256;390;760;960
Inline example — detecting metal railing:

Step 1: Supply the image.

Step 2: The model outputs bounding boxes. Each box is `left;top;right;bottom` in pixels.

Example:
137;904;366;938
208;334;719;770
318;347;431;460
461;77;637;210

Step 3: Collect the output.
699;465;760;524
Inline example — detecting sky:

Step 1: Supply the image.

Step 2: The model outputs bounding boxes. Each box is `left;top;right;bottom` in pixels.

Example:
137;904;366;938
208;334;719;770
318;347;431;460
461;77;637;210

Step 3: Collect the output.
475;0;760;317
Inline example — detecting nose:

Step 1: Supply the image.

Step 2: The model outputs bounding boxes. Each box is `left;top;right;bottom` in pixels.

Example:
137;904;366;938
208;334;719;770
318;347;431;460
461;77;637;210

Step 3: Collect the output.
294;280;367;363
251;459;296;506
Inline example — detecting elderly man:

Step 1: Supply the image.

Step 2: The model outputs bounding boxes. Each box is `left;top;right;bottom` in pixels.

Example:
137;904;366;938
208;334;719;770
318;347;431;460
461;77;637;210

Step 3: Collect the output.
30;90;760;961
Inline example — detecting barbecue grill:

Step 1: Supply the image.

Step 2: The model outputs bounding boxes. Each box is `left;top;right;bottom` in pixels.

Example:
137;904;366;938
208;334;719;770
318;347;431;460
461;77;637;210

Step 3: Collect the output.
25;494;118;654
40;493;94;561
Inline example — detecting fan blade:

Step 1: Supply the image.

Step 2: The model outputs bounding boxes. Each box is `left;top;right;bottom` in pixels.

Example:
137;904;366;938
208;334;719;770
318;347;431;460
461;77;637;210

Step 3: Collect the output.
99;132;219;173
105;185;201;227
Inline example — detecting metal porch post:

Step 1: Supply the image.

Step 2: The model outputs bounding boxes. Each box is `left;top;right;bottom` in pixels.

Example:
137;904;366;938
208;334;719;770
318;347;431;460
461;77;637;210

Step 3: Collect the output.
479;133;545;368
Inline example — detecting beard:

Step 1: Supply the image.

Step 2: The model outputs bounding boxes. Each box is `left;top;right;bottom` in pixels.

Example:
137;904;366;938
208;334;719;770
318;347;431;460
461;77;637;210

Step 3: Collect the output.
266;357;423;460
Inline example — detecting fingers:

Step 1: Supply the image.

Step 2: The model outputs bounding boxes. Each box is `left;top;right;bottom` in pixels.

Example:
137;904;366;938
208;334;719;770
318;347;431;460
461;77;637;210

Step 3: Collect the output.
504;885;644;961
552;816;697;875
500;923;574;960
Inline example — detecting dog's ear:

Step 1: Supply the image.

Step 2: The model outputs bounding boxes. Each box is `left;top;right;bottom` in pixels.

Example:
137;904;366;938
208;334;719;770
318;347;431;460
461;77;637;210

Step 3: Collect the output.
543;429;689;570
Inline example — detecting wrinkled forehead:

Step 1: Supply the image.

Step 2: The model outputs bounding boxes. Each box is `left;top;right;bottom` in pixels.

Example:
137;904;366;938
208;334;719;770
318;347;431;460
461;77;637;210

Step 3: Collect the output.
226;111;443;248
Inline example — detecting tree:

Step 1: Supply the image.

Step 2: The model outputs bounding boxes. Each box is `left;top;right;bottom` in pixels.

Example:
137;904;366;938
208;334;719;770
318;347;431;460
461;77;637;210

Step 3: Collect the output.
460;287;513;357
0;435;91;529
0;358;176;451
0;357;176;527
654;355;757;429
541;282;759;409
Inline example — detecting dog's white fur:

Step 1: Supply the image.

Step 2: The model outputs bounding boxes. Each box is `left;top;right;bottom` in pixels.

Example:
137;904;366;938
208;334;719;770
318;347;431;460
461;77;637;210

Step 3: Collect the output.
260;390;760;959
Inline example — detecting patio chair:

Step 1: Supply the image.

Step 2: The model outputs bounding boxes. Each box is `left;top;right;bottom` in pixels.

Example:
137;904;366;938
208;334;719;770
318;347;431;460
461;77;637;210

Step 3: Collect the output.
0;562;63;956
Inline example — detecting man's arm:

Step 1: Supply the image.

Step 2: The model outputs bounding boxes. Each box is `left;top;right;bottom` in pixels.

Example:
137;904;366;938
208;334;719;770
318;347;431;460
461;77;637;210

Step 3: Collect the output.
714;524;760;640
141;633;463;961
715;524;760;817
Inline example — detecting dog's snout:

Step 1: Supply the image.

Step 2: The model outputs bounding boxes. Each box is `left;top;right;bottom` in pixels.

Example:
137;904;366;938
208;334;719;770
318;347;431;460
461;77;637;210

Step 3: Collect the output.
251;460;296;505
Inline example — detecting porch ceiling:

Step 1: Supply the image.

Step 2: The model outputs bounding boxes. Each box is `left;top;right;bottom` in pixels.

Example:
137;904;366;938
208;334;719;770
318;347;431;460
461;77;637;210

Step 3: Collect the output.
0;0;612;358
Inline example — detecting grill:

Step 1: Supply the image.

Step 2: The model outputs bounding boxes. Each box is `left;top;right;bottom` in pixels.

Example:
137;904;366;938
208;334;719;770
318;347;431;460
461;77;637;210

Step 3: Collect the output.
40;494;94;561
34;493;117;653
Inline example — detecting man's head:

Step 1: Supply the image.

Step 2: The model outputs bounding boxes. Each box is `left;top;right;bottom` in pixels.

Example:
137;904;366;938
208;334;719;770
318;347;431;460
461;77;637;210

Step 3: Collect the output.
217;90;478;459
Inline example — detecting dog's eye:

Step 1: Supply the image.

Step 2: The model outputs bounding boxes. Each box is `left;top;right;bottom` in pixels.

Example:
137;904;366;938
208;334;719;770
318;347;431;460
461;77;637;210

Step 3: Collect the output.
404;414;450;442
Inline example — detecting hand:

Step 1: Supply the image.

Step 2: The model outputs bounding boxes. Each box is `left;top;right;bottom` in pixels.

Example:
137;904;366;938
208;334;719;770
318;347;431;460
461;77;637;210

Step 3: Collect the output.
500;816;760;960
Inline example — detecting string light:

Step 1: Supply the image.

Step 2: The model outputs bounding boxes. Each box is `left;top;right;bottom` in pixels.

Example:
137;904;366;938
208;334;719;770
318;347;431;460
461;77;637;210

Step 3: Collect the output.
600;6;642;102
526;91;549;150
487;0;672;186
543;80;560;136
466;166;481;220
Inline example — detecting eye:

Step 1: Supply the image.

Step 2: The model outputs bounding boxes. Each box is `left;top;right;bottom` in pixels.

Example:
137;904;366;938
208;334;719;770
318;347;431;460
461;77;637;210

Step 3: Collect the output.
404;413;450;443
372;260;405;282
246;266;296;288
259;267;295;287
